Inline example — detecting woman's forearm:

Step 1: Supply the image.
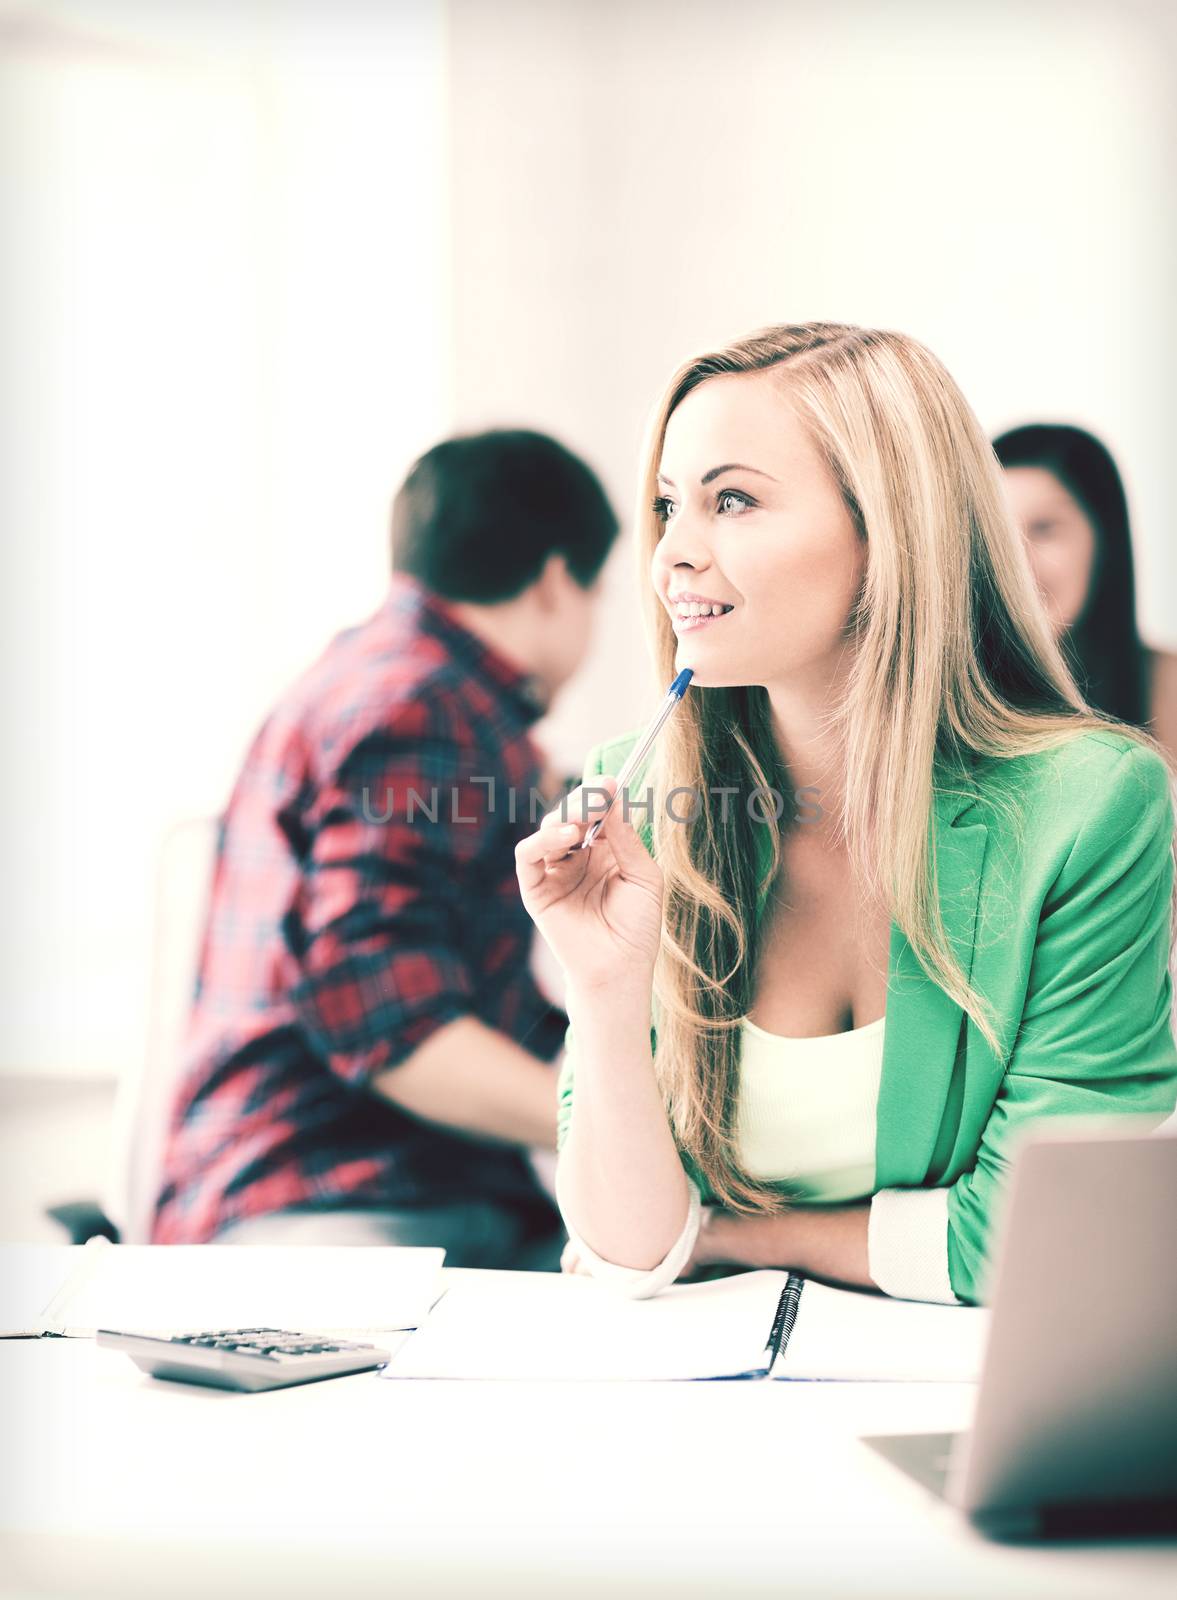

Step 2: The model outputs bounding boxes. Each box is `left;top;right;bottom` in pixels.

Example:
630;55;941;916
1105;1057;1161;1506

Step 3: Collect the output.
557;980;692;1270
699;1203;875;1290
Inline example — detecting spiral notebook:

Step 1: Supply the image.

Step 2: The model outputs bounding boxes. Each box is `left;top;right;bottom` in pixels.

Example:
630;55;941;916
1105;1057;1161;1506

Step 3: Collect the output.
381;1268;988;1383
773;1276;989;1382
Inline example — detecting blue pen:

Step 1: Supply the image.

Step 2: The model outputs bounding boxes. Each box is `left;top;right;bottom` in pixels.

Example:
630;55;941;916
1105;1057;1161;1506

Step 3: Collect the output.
579;669;694;848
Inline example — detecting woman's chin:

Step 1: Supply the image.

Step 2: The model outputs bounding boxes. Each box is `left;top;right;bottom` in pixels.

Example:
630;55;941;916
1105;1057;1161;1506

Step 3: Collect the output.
674;655;740;690
673;629;757;689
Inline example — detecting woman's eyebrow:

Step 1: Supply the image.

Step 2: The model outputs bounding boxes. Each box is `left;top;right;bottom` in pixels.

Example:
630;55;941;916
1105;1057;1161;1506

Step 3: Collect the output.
656;463;779;488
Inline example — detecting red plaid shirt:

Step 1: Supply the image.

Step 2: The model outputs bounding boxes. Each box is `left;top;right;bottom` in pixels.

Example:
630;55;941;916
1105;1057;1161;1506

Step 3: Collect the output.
153;577;565;1243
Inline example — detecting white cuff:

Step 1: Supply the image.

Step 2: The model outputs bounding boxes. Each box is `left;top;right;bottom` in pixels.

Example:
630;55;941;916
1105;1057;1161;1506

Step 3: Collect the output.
868;1186;961;1305
555;1173;702;1300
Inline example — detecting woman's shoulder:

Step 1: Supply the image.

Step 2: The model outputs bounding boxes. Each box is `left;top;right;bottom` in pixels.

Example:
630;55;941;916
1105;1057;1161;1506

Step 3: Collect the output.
969;727;1173;850
585;724;1173;854
973;724;1169;789
589;722;1173;804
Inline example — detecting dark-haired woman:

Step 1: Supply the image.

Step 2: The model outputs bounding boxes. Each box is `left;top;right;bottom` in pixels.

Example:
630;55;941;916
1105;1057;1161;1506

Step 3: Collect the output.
994;423;1176;763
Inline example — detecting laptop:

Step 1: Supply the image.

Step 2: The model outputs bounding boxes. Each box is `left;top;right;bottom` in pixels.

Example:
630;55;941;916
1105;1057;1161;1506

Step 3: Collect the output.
863;1120;1177;1539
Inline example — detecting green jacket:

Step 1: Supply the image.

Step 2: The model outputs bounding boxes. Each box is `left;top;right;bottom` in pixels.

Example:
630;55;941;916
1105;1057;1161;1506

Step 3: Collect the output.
557;728;1177;1304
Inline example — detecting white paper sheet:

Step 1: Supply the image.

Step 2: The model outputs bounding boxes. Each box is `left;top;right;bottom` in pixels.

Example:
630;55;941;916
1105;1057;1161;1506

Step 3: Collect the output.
1;1243;445;1337
774;1280;989;1382
0;1246;85;1336
382;1267;791;1381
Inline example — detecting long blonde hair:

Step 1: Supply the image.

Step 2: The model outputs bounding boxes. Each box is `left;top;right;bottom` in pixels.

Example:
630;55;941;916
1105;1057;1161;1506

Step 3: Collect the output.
639;322;1174;1212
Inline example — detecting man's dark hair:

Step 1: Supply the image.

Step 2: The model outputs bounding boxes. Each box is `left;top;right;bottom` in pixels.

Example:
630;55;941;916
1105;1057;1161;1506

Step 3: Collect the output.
391;429;618;602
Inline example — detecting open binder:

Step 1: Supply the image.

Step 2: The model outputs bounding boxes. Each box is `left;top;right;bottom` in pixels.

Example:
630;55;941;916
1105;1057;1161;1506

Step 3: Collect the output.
383;1267;989;1383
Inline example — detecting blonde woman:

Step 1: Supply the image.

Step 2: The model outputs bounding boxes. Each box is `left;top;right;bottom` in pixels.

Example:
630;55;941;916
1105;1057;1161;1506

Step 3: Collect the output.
515;323;1177;1306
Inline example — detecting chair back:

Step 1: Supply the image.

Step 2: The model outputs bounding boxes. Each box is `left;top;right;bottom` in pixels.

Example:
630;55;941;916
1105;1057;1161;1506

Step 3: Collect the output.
104;816;218;1242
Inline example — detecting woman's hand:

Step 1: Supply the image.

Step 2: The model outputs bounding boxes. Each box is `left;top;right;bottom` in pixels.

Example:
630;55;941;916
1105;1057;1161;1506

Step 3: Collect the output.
514;777;664;994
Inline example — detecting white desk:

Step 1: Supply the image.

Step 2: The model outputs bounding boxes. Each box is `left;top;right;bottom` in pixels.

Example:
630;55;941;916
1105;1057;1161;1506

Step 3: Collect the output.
1;1279;1175;1600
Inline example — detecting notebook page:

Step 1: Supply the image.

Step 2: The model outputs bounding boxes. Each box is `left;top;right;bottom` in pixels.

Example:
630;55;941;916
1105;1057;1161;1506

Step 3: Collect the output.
382;1268;791;1381
48;1245;445;1336
774;1279;989;1382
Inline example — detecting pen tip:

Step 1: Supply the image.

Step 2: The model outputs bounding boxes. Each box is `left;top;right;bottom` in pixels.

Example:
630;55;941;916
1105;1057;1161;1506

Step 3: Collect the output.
669;668;694;697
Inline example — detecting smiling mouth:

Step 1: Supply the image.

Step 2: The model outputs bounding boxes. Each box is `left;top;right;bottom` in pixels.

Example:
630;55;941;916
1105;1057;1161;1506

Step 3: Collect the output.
671;598;734;633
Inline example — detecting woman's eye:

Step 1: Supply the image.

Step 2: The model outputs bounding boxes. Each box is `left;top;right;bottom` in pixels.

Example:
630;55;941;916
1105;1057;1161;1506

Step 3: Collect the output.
651;495;676;522
717;488;754;515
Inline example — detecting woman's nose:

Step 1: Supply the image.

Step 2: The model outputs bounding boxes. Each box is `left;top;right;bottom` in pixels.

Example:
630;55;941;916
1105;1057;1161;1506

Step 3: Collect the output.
657;510;711;572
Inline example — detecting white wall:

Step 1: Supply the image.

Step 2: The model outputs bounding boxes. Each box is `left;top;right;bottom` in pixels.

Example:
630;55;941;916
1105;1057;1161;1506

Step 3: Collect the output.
446;0;1177;772
0;0;449;1075
3;0;1174;1081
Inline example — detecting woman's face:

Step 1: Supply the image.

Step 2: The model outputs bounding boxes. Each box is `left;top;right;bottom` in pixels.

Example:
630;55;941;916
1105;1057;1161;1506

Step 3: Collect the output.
1002;466;1097;635
651;371;864;690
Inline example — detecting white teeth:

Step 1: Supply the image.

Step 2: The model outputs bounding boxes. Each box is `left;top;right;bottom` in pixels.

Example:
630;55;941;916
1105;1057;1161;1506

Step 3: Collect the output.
671;598;733;624
672;599;731;623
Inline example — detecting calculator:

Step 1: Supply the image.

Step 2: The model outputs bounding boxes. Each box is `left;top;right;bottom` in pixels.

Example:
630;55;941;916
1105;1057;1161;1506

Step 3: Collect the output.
96;1328;393;1392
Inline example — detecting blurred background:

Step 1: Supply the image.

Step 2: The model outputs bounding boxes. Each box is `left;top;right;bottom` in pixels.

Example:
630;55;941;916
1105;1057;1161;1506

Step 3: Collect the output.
2;0;1175;1238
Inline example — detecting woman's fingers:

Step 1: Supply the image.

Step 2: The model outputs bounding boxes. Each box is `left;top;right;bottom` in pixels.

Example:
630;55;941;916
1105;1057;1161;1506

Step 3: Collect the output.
517;783;614;884
514;779;629;906
514;820;583;894
599;786;662;885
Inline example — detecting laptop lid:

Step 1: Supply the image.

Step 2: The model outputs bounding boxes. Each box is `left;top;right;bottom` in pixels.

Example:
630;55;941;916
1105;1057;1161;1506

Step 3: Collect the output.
950;1121;1177;1527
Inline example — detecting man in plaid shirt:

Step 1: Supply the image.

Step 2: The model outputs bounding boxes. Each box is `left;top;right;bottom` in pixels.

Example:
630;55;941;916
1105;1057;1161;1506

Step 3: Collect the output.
153;431;617;1265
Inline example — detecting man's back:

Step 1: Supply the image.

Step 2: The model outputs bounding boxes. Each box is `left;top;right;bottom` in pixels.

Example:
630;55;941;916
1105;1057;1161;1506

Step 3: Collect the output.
153;576;565;1244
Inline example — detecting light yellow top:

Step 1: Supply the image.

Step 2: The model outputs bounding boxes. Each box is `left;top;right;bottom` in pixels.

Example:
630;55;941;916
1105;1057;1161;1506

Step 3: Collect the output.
557;1006;962;1303
734;1014;886;1203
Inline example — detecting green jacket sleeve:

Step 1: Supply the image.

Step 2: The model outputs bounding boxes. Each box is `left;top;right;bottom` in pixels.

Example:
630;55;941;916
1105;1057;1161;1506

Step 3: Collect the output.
946;743;1177;1303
